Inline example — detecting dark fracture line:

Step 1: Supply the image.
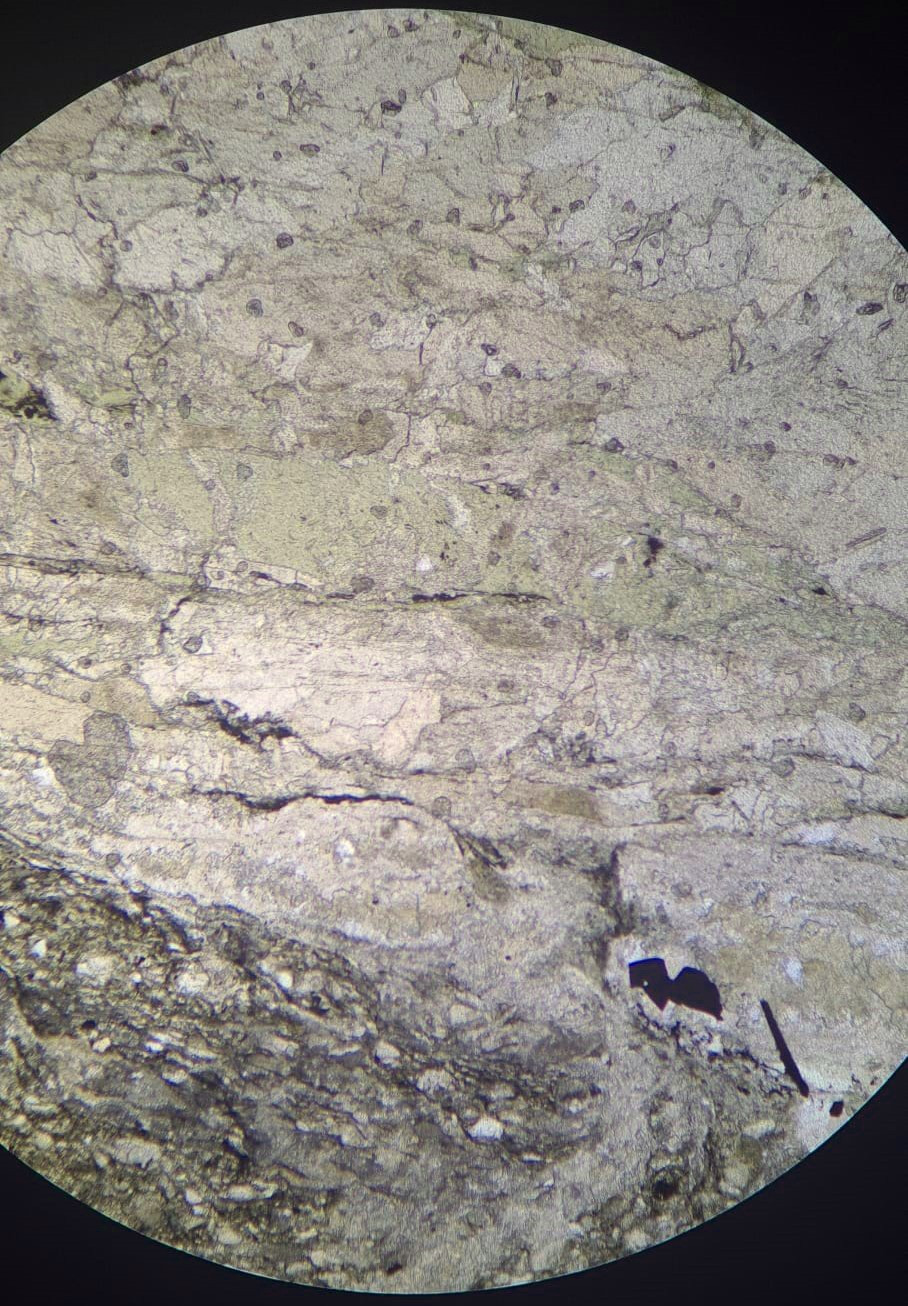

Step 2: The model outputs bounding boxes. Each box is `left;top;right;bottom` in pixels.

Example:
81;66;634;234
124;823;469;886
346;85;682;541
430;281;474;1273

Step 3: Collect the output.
760;999;810;1097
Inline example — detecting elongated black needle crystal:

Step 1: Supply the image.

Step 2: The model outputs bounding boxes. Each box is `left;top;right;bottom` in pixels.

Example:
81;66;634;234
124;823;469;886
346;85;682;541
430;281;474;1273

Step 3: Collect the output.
760;999;810;1097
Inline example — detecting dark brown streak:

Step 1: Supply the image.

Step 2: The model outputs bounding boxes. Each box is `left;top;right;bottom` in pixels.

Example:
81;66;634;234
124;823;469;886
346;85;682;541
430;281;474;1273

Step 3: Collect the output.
195;787;414;812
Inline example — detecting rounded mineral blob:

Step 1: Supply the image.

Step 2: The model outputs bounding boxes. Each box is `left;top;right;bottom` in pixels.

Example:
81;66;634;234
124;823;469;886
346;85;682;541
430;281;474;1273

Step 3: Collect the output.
0;8;905;1294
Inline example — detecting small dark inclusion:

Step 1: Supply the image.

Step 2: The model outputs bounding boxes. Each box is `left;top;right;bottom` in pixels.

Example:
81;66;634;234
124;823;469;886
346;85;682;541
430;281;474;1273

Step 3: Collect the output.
628;957;723;1019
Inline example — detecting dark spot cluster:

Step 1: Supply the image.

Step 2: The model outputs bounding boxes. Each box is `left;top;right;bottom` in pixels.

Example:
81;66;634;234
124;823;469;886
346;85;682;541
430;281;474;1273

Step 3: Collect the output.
642;535;664;567
650;1170;682;1202
0;369;56;421
585;845;636;947
532;726;615;771
453;827;506;870
387;17;418;37
115;70;145;91
187;696;293;749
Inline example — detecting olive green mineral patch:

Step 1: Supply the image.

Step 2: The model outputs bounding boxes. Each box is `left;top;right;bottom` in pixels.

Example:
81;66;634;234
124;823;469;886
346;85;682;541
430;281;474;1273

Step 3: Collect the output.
0;366;55;420
47;711;133;809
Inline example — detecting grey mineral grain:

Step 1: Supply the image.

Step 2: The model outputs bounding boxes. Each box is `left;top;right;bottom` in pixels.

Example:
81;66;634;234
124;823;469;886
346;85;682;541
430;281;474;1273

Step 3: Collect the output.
0;7;906;1294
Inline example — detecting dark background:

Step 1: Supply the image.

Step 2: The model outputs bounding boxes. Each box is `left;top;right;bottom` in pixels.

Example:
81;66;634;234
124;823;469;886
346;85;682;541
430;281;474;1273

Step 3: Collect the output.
0;2;905;1301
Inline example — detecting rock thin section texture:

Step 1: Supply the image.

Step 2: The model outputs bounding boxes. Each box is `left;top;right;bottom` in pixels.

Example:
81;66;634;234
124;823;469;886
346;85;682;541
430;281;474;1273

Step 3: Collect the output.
0;7;906;1294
